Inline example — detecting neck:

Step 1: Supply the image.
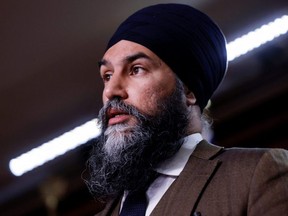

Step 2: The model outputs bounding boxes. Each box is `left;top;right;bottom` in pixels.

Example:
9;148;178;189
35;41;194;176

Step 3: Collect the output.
186;105;203;135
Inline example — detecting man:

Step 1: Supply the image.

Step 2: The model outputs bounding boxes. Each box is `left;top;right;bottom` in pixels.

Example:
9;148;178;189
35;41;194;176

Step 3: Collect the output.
84;3;288;216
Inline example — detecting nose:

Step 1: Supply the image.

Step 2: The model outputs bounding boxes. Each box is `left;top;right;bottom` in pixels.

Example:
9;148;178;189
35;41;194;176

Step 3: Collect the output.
103;73;128;102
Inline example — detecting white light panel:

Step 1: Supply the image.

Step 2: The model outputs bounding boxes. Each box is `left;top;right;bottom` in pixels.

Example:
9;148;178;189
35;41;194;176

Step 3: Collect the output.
9;119;101;176
227;15;288;61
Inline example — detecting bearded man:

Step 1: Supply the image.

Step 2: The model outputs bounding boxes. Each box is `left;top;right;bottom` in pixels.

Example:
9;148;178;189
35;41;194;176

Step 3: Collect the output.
84;4;288;216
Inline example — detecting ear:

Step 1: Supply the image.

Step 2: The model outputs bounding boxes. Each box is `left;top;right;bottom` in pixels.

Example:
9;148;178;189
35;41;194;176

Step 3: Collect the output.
184;86;197;106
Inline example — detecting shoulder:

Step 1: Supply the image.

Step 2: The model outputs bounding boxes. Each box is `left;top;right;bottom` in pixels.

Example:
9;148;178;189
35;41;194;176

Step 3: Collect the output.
220;145;288;165
189;141;288;214
196;140;288;172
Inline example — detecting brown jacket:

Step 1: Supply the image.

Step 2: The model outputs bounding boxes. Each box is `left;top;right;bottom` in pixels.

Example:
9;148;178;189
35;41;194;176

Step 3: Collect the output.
95;140;288;216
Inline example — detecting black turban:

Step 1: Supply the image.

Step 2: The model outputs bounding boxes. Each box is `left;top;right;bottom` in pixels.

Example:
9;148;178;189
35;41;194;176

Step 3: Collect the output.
106;3;228;111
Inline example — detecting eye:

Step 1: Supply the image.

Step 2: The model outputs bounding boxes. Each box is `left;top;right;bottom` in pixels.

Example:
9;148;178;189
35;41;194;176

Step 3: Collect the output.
101;72;112;82
130;66;145;75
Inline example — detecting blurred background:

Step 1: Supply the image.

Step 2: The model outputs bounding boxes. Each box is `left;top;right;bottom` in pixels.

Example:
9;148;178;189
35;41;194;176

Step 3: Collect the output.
1;0;287;215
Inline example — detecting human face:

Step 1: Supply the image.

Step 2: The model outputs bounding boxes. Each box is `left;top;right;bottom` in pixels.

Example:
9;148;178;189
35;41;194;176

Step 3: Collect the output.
99;40;177;127
86;70;190;199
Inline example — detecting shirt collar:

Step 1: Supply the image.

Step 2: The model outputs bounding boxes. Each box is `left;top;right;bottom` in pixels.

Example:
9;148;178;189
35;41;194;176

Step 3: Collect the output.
155;133;203;176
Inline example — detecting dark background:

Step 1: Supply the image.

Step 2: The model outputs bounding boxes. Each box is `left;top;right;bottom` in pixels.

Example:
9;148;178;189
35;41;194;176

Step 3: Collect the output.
1;0;287;215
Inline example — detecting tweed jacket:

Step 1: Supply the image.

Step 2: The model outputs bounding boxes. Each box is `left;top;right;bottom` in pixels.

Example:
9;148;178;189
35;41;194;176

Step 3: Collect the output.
95;140;288;216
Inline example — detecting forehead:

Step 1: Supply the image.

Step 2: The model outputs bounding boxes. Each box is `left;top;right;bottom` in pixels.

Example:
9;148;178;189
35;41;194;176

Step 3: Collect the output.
101;40;163;64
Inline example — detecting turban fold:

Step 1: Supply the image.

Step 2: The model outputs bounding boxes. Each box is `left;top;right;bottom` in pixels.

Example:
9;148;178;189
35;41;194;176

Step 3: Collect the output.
106;3;227;111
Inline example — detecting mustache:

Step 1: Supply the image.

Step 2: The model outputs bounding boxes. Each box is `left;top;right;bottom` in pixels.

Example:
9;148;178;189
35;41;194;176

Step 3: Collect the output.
98;98;147;129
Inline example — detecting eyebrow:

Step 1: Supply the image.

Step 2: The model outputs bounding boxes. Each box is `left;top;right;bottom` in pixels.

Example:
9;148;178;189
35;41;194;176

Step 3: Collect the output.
124;52;152;63
98;59;108;68
98;52;153;68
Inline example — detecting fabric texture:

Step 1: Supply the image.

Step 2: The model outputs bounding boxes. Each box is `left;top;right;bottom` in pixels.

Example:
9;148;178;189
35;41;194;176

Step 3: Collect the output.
95;140;288;216
106;4;227;111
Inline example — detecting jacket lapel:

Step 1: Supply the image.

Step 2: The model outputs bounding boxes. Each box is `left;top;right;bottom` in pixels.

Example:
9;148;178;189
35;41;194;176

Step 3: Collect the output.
151;140;223;216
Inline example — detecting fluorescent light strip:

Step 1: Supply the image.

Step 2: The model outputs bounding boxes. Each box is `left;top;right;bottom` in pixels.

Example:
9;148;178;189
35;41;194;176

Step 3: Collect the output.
9;119;101;176
9;15;288;176
227;15;288;61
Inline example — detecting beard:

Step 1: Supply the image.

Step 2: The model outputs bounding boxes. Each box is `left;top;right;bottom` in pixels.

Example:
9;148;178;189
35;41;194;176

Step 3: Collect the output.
84;80;190;201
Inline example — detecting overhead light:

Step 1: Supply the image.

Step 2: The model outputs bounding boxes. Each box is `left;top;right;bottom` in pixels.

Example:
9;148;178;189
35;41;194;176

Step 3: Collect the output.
227;15;288;61
9;119;101;176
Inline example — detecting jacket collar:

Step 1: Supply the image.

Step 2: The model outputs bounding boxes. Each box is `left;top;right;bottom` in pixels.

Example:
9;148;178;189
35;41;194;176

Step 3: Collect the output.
151;140;224;215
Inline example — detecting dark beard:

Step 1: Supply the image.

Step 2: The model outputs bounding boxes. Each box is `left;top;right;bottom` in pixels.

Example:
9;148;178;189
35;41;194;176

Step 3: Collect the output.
84;81;190;201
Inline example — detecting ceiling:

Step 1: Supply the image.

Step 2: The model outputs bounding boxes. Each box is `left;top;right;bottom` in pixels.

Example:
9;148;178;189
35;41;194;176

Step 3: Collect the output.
1;0;288;215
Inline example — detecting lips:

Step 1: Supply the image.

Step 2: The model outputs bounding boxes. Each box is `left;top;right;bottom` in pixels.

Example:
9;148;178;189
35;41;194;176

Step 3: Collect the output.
107;108;130;125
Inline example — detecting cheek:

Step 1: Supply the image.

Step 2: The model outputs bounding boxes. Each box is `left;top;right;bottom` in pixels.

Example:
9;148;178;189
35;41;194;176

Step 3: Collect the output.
136;84;174;115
